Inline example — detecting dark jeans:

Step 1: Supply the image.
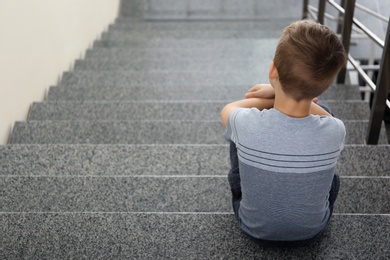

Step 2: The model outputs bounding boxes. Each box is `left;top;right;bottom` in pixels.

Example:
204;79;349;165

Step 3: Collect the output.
228;141;340;248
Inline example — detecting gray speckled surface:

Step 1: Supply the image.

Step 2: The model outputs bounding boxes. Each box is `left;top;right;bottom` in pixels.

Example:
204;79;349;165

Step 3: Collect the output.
84;44;278;59
1;145;389;177
10;120;387;145
100;29;283;40
92;38;284;48
74;58;270;72
337;145;390;175
2;175;389;213
28;100;369;121
142;0;302;20
47;84;362;101
59;71;263;88
1;176;230;212
4;7;390;258
110;18;295;31
0;145;229;176
10;121;225;144
1;213;389;259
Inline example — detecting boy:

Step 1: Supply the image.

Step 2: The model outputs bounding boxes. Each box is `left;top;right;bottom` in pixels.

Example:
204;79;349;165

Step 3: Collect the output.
221;20;347;247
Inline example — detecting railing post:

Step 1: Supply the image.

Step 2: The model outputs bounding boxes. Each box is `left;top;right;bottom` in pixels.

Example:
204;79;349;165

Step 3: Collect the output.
337;0;347;34
303;0;309;19
318;0;326;24
366;22;390;144
337;0;356;84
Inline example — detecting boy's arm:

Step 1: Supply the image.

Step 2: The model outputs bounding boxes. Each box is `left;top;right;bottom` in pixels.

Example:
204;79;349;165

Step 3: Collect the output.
245;84;275;99
221;98;275;128
310;102;332;117
244;84;332;117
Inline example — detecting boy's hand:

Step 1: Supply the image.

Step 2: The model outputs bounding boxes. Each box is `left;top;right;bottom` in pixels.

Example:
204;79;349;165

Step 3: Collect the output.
245;84;275;99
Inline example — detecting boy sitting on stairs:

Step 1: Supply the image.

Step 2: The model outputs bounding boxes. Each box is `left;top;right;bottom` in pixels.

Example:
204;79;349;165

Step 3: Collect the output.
221;19;347;247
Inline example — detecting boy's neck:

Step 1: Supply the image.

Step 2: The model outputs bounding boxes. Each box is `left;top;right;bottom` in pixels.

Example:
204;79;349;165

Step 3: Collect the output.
273;85;312;118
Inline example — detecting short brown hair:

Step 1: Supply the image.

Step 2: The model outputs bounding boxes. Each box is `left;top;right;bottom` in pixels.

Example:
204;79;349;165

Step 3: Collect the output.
273;20;347;100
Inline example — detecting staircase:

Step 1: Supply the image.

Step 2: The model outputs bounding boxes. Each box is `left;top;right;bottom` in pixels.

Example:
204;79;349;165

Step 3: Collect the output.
2;7;390;260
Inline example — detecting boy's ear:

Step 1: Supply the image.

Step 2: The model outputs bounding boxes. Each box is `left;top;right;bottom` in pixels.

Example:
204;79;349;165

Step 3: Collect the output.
269;61;279;79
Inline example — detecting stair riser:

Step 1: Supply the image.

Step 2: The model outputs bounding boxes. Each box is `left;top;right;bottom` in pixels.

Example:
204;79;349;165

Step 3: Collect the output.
109;19;294;31
92;39;286;48
59;71;264;88
2;177;389;214
2;214;388;259
99;30;283;40
10;121;388;145
28;101;370;121
84;46;278;59
74;60;269;71
1;145;389;177
47;85;362;101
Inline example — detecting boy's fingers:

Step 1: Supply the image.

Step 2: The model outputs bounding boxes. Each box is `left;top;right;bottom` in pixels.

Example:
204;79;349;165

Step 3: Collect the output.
245;92;253;98
247;85;260;92
245;90;263;98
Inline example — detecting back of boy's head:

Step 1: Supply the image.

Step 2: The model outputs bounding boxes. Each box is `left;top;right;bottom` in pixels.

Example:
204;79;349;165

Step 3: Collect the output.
273;19;347;100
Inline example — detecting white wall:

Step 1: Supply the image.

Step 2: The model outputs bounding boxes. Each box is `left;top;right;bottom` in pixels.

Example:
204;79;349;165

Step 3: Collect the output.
0;0;120;144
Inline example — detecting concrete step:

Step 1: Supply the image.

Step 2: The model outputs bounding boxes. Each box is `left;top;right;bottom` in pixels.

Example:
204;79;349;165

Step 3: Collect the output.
2;213;388;259
73;59;271;72
47;84;362;101
10;120;388;145
2;145;389;177
84;44;278;59
28;100;370;121
2;175;389;214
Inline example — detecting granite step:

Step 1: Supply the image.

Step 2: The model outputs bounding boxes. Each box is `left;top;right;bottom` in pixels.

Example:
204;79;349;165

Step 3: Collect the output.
92;38;284;48
84;44;278;59
2;213;388;259
28;100;370;121
1;145;389;177
109;18;294;31
58;71;365;90
73;59;271;71
59;71;264;88
2;175;389;214
47;85;362;101
99;29;282;40
10;121;388;145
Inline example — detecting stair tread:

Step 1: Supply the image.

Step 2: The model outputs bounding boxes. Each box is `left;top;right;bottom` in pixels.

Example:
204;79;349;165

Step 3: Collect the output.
1;144;389;177
59;71;267;87
92;38;288;48
74;59;272;71
84;44;279;59
5;11;389;258
110;17;295;31
10;120;389;145
48;84;362;101
28;100;370;121
2;213;389;259
99;29;284;40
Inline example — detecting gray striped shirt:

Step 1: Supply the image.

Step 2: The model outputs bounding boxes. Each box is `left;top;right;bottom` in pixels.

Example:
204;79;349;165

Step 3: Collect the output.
225;108;345;241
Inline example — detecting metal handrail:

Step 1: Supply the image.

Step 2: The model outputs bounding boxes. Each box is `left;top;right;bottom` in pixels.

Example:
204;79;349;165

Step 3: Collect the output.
327;0;384;48
303;0;390;144
308;5;367;36
347;54;377;91
355;3;389;23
